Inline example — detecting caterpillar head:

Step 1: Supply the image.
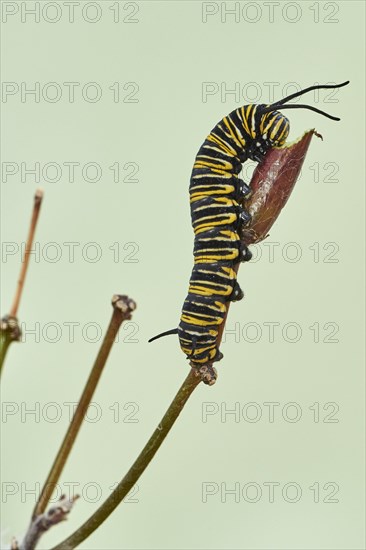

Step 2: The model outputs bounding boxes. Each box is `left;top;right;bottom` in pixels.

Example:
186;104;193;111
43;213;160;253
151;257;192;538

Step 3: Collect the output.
247;108;290;162
247;81;349;163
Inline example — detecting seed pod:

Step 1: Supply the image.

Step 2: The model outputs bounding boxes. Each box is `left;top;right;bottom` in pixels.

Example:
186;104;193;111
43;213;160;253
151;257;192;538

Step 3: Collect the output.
241;129;321;244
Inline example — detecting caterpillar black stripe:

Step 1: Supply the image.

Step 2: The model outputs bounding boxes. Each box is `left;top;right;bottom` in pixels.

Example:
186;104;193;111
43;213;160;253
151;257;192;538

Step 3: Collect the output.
149;81;349;368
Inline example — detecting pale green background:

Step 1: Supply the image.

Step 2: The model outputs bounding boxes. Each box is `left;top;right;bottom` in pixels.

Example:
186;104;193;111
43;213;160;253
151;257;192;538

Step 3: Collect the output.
1;1;365;549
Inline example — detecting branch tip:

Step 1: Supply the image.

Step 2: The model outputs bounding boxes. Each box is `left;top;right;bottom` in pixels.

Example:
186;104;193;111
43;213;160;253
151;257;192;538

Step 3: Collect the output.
1;315;21;343
47;494;79;522
19;495;79;550
191;364;217;385
112;294;137;318
35;188;44;202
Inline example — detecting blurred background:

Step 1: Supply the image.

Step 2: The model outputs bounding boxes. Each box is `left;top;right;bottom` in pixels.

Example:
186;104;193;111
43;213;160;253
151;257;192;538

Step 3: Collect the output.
1;1;365;548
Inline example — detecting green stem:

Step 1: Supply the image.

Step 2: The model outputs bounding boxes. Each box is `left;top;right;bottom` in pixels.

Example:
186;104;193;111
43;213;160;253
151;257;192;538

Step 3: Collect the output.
50;368;201;550
0;316;21;380
31;295;136;521
0;334;11;377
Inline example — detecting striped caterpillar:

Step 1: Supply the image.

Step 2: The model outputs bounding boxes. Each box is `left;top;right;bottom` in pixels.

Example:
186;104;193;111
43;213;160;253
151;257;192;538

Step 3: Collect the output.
149;81;349;368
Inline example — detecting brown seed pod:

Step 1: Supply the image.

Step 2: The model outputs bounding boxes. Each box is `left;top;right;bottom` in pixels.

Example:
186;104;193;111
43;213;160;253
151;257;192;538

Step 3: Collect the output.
241;129;321;245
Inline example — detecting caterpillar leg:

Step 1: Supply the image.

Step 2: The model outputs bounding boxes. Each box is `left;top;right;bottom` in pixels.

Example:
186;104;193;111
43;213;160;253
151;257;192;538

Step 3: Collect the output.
239;242;252;262
237;208;251;228
228;281;244;302
236;179;252;201
236;206;252;262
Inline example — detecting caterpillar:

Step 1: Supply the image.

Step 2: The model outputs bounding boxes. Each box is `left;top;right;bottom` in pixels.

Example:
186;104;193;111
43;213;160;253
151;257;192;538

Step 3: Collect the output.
149;81;349;368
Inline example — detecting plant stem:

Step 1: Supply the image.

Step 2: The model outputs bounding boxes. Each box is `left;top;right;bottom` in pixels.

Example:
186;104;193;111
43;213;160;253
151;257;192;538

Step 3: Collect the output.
31;295;136;521
50;368;201;550
0;333;11;377
10;189;43;318
1;190;43;377
0;316;21;377
19;496;79;550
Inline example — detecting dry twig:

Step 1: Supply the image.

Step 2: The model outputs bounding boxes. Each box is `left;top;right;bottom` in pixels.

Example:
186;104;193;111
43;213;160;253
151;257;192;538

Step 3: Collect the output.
10;189;44;318
0;189;44;376
17;496;79;550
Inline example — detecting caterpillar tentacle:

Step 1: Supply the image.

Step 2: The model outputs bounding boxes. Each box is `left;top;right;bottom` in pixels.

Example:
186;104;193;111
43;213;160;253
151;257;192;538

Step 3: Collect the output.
148;328;178;343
